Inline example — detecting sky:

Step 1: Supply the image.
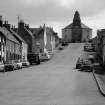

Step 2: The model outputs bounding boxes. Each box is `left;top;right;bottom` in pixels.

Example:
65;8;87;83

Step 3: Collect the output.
0;0;105;38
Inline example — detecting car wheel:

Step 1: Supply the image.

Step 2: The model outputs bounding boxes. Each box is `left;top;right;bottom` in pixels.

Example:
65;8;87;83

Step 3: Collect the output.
4;67;6;72
37;60;40;65
76;66;78;69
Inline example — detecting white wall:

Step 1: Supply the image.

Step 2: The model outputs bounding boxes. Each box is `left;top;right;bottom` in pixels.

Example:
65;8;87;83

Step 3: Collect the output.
22;42;28;61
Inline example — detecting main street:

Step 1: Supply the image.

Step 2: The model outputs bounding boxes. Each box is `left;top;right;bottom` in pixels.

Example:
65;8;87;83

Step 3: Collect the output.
0;43;105;105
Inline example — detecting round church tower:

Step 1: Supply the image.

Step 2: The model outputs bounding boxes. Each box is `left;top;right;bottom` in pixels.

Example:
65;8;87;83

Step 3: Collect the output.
71;11;82;43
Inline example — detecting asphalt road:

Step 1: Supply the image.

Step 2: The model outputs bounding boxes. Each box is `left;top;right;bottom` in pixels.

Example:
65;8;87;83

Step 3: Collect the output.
0;43;105;105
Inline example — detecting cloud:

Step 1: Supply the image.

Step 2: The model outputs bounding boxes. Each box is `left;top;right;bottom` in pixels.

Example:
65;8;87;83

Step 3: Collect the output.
0;0;105;21
0;0;105;37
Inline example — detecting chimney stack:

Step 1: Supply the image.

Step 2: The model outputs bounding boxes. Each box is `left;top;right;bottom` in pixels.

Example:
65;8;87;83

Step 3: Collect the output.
18;20;24;29
0;16;3;27
25;24;29;30
3;20;11;30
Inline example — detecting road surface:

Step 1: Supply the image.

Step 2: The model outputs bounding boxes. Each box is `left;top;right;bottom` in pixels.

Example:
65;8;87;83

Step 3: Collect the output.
0;43;105;105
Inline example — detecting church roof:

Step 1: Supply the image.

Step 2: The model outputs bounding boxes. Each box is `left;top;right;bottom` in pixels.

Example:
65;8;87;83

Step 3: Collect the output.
63;23;92;30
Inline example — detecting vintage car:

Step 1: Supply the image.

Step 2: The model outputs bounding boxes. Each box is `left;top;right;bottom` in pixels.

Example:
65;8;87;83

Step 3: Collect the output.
76;57;83;69
0;62;5;72
39;52;50;62
61;41;68;46
27;53;40;65
4;61;14;71
22;60;30;67
12;60;22;69
80;59;93;72
84;43;95;52
58;45;63;50
88;53;95;63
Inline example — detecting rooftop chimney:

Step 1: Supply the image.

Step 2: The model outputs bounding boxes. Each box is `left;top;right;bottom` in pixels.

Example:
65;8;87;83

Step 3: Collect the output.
0;16;3;27
18;20;24;29
25;24;29;30
3;20;11;30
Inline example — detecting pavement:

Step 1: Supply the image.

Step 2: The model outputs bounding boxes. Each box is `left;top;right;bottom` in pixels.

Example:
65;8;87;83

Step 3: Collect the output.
92;69;105;97
0;43;105;105
80;49;105;97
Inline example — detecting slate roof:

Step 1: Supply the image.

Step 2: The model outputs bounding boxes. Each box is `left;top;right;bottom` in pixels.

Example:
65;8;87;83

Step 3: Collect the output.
10;29;26;43
63;22;92;30
15;27;34;38
24;27;34;37
0;27;20;44
30;27;59;39
30;28;43;37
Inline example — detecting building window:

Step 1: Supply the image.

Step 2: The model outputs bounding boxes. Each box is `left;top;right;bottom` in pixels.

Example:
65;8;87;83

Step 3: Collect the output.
0;55;1;61
3;45;4;52
0;42;1;51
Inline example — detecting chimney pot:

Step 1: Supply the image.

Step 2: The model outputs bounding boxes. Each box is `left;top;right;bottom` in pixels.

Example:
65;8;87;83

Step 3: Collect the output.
0;16;3;27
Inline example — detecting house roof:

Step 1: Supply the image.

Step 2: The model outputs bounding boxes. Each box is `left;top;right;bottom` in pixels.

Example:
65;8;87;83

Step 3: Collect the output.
30;27;59;39
30;28;44;38
0;27;20;44
10;29;26;43
24;27;34;38
63;22;92;30
30;28;43;36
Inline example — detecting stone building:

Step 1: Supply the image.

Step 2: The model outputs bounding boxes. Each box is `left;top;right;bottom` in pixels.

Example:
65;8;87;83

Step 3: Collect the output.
30;24;60;56
11;27;28;61
3;21;28;61
17;20;36;54
0;17;22;62
102;29;105;65
91;29;105;66
62;11;92;43
97;29;105;65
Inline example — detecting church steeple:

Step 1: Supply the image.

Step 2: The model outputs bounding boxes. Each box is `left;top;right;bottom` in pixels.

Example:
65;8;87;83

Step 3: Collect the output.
72;11;81;27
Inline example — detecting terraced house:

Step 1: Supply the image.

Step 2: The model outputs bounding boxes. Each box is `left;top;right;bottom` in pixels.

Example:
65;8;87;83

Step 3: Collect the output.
0;16;27;62
17;20;36;54
0;17;21;62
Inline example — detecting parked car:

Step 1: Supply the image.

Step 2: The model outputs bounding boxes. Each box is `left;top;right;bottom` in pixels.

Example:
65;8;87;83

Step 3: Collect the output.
0;62;5;72
27;53;40;65
80;59;93;72
12;60;22;69
80;64;93;72
39;52;50;62
22;60;30;67
47;51;53;57
84;43;95;52
88;53;95;63
93;63;101;71
76;57;83;69
12;60;18;70
4;61;14;71
58;45;63;50
61;41;68;46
